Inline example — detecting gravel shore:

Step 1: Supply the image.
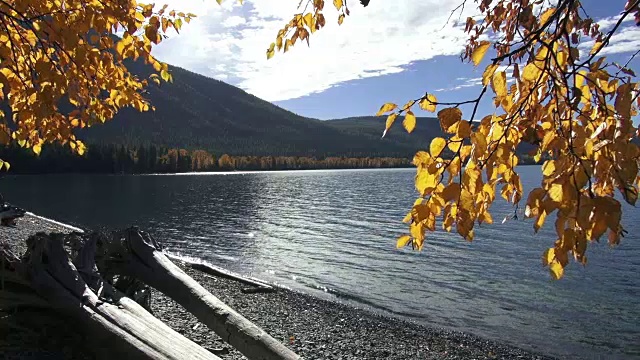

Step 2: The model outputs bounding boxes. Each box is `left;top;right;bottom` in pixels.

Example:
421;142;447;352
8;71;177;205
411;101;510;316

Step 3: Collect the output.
1;214;555;360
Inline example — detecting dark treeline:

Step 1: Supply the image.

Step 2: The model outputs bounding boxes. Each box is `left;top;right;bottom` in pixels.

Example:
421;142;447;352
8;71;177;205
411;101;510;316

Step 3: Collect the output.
0;144;411;174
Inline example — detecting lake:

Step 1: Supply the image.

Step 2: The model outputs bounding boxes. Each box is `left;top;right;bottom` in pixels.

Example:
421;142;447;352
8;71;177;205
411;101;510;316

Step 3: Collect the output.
1;166;638;359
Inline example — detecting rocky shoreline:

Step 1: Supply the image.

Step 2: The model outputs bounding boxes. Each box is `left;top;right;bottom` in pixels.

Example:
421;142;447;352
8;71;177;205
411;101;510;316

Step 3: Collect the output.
1;214;555;360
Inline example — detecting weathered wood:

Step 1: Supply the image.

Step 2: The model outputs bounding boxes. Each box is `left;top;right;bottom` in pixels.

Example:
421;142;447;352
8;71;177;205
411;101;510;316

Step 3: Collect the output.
166;254;275;293
20;233;221;360
104;228;300;360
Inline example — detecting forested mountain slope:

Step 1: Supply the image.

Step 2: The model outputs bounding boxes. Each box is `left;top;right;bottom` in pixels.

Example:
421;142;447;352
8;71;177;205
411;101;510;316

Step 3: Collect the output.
76;62;438;158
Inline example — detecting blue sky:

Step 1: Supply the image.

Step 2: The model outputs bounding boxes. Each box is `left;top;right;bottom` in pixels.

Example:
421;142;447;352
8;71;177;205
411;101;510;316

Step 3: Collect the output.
151;0;640;120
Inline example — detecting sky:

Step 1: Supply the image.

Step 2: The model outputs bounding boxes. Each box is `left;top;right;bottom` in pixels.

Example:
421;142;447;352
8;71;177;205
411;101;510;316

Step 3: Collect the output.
150;0;640;120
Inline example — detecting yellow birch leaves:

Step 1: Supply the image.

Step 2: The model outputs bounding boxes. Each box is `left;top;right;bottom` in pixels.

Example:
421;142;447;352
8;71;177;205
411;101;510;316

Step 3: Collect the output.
420;94;437;112
0;0;197;166
388;1;639;280
429;138;446;157
403;111;417;133
471;41;491;66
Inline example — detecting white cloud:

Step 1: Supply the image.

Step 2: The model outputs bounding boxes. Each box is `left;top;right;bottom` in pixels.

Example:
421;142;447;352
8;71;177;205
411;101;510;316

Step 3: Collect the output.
150;0;481;101
580;24;640;57
435;72;516;92
434;77;482;92
596;14;634;31
222;16;247;28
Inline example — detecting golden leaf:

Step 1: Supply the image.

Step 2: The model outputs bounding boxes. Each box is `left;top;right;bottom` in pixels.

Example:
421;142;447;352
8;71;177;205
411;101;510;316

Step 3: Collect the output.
539;7;556;25
333;0;343;10
479;210;493;224
403;111;417;133
448;140;462;153
376;102;397;116
482;64;499;86
412;151;432;166
470;132;487;158
396;235;411;249
590;41;603;55
382;113;398;138
416;170;438;196
267;42;276;59
542;247;555;266
430;137;447;157
419;94;437;112
522;62;541;82
460;145;473;160
410;222;426;250
549;261;564;280
303;13;313;28
542;160;556;176
534;210;547;233
76;141;87;156
284;39;293;53
471;41;491;66
456;211;475;241
491;71;507;99
160;69;172;82
548;183;563;203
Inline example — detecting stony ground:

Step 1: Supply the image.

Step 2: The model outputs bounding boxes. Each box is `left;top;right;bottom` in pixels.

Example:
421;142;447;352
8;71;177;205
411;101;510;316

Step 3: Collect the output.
1;214;556;360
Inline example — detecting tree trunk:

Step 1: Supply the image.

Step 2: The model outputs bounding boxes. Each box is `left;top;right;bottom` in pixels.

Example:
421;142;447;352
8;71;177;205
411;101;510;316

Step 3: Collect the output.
104;228;300;360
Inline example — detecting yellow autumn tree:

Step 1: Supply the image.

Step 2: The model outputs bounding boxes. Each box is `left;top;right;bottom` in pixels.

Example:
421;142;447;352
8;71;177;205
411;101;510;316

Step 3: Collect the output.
0;0;201;170
268;0;640;279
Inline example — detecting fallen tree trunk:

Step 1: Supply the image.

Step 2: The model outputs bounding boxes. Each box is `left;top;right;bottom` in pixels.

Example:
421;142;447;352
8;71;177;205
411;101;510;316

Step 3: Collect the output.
103;228;300;360
165;254;275;293
12;233;221;360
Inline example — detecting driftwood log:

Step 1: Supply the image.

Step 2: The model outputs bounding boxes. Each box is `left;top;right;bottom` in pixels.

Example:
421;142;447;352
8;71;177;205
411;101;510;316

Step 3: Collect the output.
101;228;300;360
1;233;220;360
164;254;276;294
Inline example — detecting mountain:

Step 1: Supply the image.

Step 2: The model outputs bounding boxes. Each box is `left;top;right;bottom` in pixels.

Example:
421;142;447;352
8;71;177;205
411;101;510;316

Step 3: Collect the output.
324;116;445;151
76;62;441;158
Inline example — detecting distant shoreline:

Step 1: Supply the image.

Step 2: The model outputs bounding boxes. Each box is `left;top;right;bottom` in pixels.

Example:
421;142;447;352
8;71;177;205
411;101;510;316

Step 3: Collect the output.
1;141;542;175
1;163;544;176
2;166;414;176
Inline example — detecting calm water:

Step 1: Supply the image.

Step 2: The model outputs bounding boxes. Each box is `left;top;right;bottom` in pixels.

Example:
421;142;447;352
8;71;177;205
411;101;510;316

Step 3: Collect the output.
1;167;639;359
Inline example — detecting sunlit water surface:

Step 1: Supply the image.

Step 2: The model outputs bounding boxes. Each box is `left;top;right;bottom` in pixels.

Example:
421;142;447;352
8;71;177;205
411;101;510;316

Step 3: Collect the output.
2;167;639;359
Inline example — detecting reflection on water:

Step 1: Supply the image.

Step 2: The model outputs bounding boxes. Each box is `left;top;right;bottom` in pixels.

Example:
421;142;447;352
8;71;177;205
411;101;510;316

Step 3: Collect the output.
2;167;639;359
